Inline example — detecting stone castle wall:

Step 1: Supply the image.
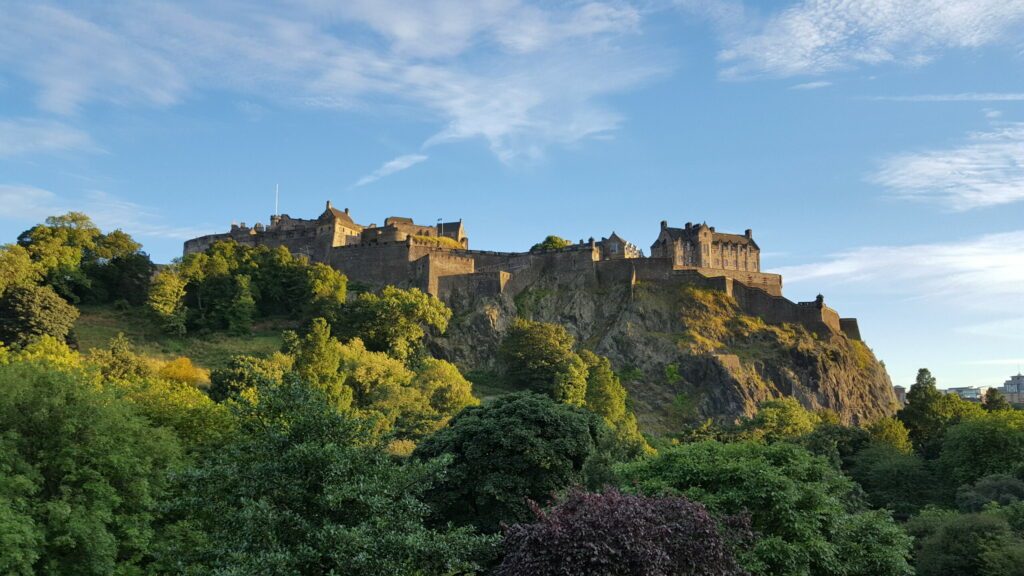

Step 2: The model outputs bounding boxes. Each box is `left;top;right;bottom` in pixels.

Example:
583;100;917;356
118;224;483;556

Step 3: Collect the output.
184;212;859;341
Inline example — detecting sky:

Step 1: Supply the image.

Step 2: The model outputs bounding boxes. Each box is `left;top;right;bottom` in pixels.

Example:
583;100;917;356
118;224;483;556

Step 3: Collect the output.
1;0;1023;390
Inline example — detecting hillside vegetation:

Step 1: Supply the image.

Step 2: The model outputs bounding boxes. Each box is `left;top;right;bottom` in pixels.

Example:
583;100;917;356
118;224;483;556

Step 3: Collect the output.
4;212;1024;575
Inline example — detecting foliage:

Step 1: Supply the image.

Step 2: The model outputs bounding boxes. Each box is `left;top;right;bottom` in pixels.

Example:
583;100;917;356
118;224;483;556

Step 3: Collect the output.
939;410;1024;487
957;474;1024;512
984;387;1013;412
0;361;182;575
580;350;651;456
740;397;820;443
173;241;348;334
530;235;573;251
414;392;612;533
148;270;188;336
334;285;451;362
496;489;751;576
849;444;937;520
156;356;209;386
87;333;151;382
911;510;1019;576
0;244;41;296
0;284;79;347
796;422;870;469
16;212;151;304
618;440;913;576
208;353;291;401
898;368;984;458
158;377;495;575
867;417;914;453
499;318;588;406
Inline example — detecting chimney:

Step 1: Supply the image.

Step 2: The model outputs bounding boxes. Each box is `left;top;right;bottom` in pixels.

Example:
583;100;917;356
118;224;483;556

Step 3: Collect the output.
745;229;753;239
326;200;333;209
344;207;349;214
709;226;715;233
685;222;692;231
660;220;668;229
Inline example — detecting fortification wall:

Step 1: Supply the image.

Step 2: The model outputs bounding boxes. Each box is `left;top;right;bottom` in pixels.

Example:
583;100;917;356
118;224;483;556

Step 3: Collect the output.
417;252;476;296
438;271;511;302
840;318;862;340
731;282;842;337
328;243;414;288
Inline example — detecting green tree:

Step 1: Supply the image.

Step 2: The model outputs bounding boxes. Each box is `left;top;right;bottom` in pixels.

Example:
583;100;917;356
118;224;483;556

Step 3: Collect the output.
88;333;151;382
208;353;291;401
414;392;611;532
957;474;1024;512
147;269;188;336
741;397;820;443
913;511;1017;576
898;368;983;458
619;440;913;576
336;286;451;362
158;377;494;575
226;274;256;335
849;444;938;520
530;235;573;251
984;388;1013;412
17;212;101;300
290;318;349;409
305;262;348;320
499;318;588;406
0;361;182;575
579;350;650;456
0;284;79;347
939;410;1024;487
0;244;41;296
868;417;914;453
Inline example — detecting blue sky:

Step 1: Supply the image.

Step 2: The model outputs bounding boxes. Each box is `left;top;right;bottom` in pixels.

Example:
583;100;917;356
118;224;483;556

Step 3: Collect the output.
1;0;1023;390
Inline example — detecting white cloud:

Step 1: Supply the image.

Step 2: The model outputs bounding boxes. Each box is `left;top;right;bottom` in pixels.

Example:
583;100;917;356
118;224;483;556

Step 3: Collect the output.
790;80;831;90
0;2;659;161
870;123;1024;210
0;119;96;157
870;93;1024;102
776;231;1024;313
353;154;429;187
717;0;1024;78
0;185;207;240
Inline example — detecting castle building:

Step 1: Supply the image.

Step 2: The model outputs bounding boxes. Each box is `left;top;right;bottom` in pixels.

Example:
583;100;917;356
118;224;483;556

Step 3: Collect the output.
183;201;861;341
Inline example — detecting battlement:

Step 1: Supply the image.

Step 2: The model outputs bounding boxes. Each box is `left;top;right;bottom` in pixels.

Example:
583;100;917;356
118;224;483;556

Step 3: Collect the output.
183;203;860;340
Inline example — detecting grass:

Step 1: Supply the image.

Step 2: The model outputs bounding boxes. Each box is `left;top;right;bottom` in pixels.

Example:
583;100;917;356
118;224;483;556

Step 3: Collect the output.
75;304;286;371
413;235;464;249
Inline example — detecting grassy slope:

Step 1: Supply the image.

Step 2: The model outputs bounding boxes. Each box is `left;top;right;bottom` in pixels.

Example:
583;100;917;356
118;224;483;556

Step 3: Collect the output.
75;304;286;371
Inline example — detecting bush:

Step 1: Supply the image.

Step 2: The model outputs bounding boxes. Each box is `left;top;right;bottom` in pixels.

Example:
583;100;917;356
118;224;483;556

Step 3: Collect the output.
619;441;913;576
414;392;612;532
496;489;750;576
0;284;79;347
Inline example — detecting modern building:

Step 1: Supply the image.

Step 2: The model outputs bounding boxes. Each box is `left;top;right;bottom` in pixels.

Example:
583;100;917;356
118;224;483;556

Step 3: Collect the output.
1001;373;1024;404
944;386;990;402
893;385;907;405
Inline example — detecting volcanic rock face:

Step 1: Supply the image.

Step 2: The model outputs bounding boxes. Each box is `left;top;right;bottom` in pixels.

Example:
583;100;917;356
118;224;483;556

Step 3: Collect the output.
431;268;897;435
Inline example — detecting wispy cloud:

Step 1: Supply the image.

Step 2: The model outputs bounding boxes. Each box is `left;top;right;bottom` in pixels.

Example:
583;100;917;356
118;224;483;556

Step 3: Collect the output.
0;185;208;240
870;123;1024;210
0;118;96;157
790;80;831;90
353;154;428;187
776;232;1024;313
0;2;661;161
869;93;1024;102
716;0;1024;78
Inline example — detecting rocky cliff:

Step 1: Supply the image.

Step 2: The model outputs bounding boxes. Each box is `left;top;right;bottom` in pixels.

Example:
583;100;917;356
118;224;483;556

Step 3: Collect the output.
430;266;898;435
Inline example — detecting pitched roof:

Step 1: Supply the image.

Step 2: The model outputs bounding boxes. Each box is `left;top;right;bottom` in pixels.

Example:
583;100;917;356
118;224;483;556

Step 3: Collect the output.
661;226;758;248
319;202;360;228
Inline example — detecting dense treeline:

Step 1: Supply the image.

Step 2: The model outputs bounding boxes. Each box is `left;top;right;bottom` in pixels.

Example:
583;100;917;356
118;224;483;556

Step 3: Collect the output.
1;213;1022;574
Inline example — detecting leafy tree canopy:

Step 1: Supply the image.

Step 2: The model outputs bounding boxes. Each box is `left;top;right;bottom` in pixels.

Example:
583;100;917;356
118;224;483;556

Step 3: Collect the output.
334;285;450;362
530;235;573;252
898;368;984;458
618;440;913;576
499;318;588;406
0;284;79;347
414;392;612;533
157;377;495;575
0;361;182;576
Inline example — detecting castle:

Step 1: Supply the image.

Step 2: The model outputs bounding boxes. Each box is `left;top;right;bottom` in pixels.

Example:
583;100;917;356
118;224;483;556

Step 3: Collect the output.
184;202;861;340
